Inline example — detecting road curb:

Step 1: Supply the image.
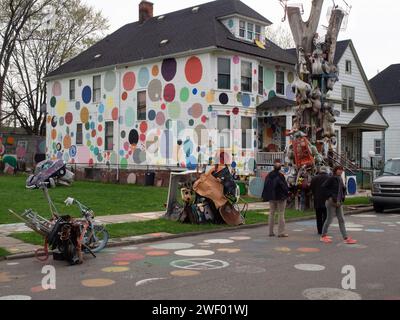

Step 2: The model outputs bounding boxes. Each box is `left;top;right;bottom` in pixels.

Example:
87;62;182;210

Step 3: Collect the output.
3;206;374;261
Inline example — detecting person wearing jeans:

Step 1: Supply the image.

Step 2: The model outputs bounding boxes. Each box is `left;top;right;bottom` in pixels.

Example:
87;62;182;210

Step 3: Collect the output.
320;166;357;245
262;159;289;238
310;166;330;235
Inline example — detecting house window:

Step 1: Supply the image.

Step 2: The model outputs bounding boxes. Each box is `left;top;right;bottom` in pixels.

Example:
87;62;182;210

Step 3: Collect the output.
69;79;76;101
345;60;352;74
241;117;252;149
276;71;285;95
255;25;261;41
247;23;254;40
258;65;264;95
76;123;83;145
137;91;147;121
105;121;114;151
342;86;355;112
218;58;231;90
374;139;382;156
241;61;252;92
239;20;246;38
93;75;101;103
218;115;231;148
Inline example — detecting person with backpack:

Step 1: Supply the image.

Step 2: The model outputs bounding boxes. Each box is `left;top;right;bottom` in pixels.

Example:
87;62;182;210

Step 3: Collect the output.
310;166;330;235
320;166;357;245
262;159;290;238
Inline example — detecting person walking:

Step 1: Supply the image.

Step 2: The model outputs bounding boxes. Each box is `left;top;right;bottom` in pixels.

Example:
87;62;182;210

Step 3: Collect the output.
320;166;357;245
262;159;289;238
310;166;330;235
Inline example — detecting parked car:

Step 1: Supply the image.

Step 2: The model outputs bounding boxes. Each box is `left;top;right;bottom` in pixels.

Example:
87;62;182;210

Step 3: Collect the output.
371;158;400;213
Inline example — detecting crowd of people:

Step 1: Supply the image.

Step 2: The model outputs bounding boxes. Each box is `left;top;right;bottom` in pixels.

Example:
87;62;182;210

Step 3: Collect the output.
262;160;358;245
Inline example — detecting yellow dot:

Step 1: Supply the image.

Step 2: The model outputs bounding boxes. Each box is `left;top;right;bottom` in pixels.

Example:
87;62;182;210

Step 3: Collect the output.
101;266;130;273
275;247;291;252
106;96;114;110
81;279;115;287
170;270;200;277
56;99;67;116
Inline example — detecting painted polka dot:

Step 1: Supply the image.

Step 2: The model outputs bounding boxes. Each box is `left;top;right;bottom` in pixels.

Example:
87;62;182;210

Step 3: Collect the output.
121;91;128;101
101;266;130;273
163;83;176;102
150;243;194;250
206;90;215;103
352;214;377;218
168;102;181;119
152;65;159;76
128;129;139;145
242;94;251;107
174;249;215;257
229;236;251;241
104;71;117;92
50;96;56;108
81;279;115;288
180;87;190;102
219;93;229;105
188;103;203;118
52;81;62;96
82;86;91;104
303;288;361;300
80;107;89;123
112;108;119;121
138;67;150;87
148;110;156;121
365;229;384;233
295;264;326;271
204;239;234;244
275;247;291;252
161;58;177;81
112;253;145;262
297;248;320;253
123;72;136;91
156;112;166;126
146;251;170;256
0;295;32;300
185;56;203;84
113;261;130;266
170;270;200;277
217;248;241;253
148;79;162;102
31;285;48;293
287;72;294;83
233;56;240;64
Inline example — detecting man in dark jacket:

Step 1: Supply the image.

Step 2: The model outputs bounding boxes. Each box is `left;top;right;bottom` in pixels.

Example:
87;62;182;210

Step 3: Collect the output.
310;166;330;235
262;159;289;238
320;166;357;245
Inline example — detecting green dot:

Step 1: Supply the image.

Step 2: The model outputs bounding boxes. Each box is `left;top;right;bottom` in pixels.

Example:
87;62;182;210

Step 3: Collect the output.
180;87;190;102
120;158;128;169
50;97;57;108
189;119;194;126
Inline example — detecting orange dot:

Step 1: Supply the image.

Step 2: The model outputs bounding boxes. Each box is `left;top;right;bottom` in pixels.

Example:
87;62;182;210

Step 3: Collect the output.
80;107;89;123
185;56;203;84
297;247;320;253
47;115;52;123
51;129;57;140
152;65;159;77
146;251;170;256
63;135;72;149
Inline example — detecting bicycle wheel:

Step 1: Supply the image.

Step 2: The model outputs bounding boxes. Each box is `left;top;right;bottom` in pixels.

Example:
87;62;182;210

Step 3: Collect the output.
84;225;109;253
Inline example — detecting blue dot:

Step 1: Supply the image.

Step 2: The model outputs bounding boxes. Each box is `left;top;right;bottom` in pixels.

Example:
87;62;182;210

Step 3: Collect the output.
119;150;125;156
98;103;105;114
192;88;198;95
148;110;156;121
232;161;237;168
242;94;251;107
82;86;92;104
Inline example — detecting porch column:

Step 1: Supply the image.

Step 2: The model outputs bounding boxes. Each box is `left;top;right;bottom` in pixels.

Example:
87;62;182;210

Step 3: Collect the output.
286;115;292;147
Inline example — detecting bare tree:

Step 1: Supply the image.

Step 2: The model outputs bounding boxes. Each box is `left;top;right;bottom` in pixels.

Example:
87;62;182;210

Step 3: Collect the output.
0;0;54;126
265;24;295;49
3;0;108;135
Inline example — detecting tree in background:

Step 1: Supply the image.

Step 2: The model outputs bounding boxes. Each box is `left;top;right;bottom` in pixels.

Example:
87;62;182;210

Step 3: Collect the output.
265;24;295;49
2;0;109;135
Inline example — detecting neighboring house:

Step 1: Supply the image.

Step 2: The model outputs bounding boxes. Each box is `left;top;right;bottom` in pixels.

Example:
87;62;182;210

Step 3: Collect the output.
0;127;46;169
368;64;400;162
284;40;388;169
45;0;297;181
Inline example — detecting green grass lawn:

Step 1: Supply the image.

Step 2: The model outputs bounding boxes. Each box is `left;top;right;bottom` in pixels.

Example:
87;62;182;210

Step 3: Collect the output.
0;247;10;258
10;209;315;247
344;197;372;206
0;175;168;224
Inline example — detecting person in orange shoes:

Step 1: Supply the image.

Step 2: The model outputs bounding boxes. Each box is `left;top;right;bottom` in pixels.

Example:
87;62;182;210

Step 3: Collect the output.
320;166;357;245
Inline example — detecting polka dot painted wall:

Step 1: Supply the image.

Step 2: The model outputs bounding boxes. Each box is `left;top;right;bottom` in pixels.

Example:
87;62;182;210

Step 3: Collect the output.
46;52;284;172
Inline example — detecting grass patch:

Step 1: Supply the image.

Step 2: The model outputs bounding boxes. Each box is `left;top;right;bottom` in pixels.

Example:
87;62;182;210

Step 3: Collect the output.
0;247;10;258
344;197;371;206
10;209;314;246
0;175;168;224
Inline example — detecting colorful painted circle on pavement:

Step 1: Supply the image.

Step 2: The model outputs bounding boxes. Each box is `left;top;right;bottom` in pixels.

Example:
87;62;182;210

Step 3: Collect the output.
0;295;32;300
229;236;251;241
170;270;200;277
81;279;115;288
171;258;229;271
149;243;194;250
217;248;241;253
295;264;326;272
297;248;320;253
204;239;234;244
303;288;362;300
365;229;385;233
174;249;214;257
101;266;130;273
146;251;170;256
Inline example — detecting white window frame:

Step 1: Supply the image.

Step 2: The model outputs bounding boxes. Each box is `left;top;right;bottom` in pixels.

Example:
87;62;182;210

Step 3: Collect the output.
76;123;83;145
93;75;101;103
241;116;252;150
69;79;76;101
238;20;261;42
276;70;285;95
345;60;352;74
374;139;382;156
218;115;231;148
258;65;264;95
241;60;252;93
217;57;231;90
105;121;114;151
342;86;355;113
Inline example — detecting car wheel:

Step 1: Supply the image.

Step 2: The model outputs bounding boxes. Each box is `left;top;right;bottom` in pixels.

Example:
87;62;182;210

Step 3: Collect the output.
373;204;384;213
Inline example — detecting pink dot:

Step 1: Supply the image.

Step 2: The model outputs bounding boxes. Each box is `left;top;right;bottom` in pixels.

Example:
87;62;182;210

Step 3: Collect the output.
161;104;166;110
140;134;146;142
124;142;130;151
201;115;207;123
233;56;240;64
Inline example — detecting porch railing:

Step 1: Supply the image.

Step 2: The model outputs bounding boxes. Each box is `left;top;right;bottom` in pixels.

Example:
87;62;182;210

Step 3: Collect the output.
256;152;285;165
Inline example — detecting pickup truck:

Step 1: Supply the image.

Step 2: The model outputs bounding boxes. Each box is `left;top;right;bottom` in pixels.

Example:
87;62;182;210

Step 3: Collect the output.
371;158;400;213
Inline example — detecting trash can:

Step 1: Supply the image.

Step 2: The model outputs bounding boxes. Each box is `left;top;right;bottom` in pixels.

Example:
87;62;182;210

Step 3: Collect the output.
145;172;155;186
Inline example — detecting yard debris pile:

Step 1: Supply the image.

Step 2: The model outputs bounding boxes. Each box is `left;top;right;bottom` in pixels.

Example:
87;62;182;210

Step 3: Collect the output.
165;166;247;226
26;159;74;189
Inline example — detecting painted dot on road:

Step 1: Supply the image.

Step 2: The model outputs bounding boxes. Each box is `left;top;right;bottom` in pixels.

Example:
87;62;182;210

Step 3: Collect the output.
171;270;201;277
365;229;385;233
146;251;170;256
31;286;48;293
113;261;130;266
346;223;364;228
204;239;234;244
297;248;320;253
102;266;130;273
0;295;32;300
293;229;305;232
217;248;241;253
6;262;19;266
352;214;377;218
149;243;194;250
174;249;215;257
275;247;291;253
121;246;138;251
81;279;115;288
337;243;368;249
112;253;145;262
303;288;362;300
295;264;326;272
346;228;364;232
171;258;229;271
229;236;251;241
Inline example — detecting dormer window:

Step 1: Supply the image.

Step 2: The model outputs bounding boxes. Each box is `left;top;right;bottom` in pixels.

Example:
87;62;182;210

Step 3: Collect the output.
255;25;261;41
239;20;246;38
238;19;262;42
247;23;254;40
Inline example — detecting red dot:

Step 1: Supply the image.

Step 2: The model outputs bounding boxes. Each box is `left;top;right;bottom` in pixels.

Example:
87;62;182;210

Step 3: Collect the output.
123;72;136;91
163;83;176;102
65;112;73;125
161;104;166;110
140;134;146;142
185;56;203;84
112;108;119;121
98;124;103;132
91;130;96;138
122;92;128;101
97;137;103;147
89;159;94;166
201;115;207;123
139;121;148;133
226;111;231;115
233;107;239;115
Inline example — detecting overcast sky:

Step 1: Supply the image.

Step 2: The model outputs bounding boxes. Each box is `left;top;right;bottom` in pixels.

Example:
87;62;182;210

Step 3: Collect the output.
84;0;400;79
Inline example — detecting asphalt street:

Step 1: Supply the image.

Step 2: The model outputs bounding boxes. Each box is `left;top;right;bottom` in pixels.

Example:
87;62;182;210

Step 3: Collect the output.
1;211;400;300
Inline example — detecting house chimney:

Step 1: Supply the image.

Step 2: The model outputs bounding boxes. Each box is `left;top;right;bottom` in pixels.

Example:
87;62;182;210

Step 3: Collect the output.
139;1;153;24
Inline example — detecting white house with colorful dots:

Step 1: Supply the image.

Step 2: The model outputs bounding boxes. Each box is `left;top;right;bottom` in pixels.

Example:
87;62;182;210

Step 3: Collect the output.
45;0;298;177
